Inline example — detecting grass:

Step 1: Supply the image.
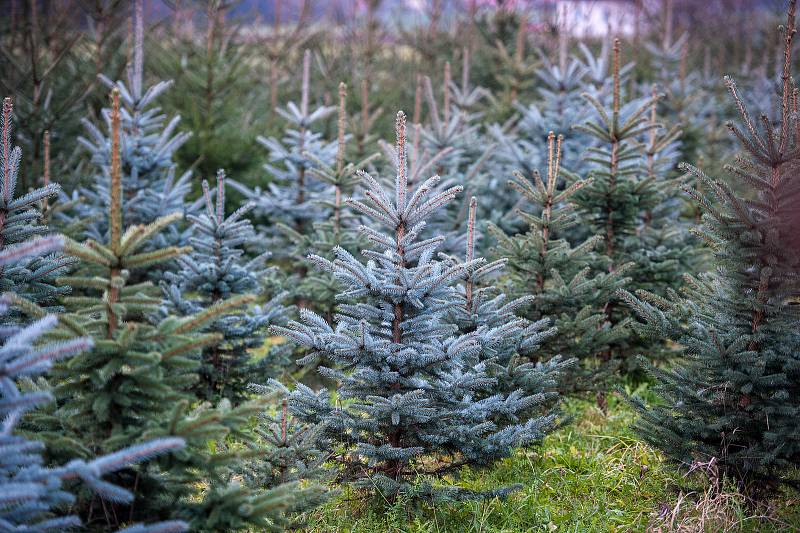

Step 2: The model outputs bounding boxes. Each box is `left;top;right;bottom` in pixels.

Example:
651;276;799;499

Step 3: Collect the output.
299;384;800;532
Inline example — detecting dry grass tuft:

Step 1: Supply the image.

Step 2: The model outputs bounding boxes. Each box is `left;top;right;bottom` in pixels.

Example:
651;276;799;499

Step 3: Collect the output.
650;458;789;532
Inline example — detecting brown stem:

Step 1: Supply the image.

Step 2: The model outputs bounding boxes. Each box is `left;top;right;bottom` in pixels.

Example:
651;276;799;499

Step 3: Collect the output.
269;57;279;113
0;99;12;265
413;74;423;125
538;132;560;291
465;197;477;312
510;16;526;102
334;82;347;234
443;61;450;125
358;78;369;156
2;98;12;205
461;47;470;94
388;112;408;481
108;89;122;338
607;39;621;263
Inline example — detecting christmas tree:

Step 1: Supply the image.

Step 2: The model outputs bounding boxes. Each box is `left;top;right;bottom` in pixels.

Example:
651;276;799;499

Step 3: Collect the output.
500;38;590;174
74;0;193;250
623;1;800;496
0;99;73;314
231;49;337;260
276;111;566;501
39;90;312;530
244;384;331;526
162;169;291;402
417;63;497;252
0;94;188;533
0;294;188;533
441;196;572;462
491;132;629;391
572;39;689;369
149;0;265;180
277;82;377;323
492;19;535;114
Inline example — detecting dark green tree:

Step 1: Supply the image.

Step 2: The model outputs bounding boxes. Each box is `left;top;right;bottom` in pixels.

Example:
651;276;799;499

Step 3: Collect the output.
0;95;188;533
37;90;314;531
623;1;800;496
572;39;691;371
491;132;629;391
150;0;264;180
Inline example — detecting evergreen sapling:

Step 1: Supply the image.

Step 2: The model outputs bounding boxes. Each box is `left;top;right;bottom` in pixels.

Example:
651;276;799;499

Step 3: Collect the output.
39;90;311;531
162;170;292;402
491;132;629;391
572;39;688;370
441;196;572;462
74;0;193;250
622;1;800;496
0;95;188;533
277;111;567;501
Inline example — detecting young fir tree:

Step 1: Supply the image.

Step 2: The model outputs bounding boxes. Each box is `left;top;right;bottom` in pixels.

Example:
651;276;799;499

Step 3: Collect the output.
0;296;188;533
496;36;591;173
493;19;536;114
161;170;291;403
278;82;378;322
449;48;495;117
486;43;591;234
150;0;264;180
416;69;495;253
490;132;629;391
351;77;383;161
40;90;311;531
276;112;565;501
441;197;572;457
232;49;337;262
74;0;193;249
572;39;689;369
420;64;484;176
0;96;188;533
622;2;800;495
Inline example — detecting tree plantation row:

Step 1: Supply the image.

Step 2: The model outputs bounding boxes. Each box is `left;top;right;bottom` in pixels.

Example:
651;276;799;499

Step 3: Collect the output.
2;0;799;531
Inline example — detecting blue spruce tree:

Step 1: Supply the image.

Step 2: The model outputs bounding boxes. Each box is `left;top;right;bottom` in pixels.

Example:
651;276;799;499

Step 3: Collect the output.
232;49;337;259
278;82;378;323
74;0;193;249
0;99;73;313
162;169;291;402
277;111;567;501
440;196;572;463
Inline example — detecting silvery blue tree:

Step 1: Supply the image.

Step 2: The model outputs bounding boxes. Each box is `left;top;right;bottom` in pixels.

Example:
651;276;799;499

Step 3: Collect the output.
73;0;193;248
0;98;73;314
440;196;572;462
162;170;291;402
276;111;567;501
416;65;496;253
231;49;337;259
